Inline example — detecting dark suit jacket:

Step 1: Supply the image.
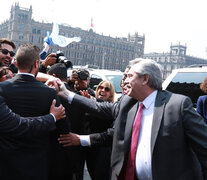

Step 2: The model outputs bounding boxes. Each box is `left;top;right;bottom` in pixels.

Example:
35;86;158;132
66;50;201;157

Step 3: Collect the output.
0;96;56;136
197;95;207;123
49;84;93;179
0;74;68;180
78;98;115;180
72;90;207;180
89;127;114;147
89;95;123;147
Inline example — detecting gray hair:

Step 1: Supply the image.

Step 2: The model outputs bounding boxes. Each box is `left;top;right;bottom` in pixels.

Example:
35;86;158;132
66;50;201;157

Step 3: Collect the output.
129;58;141;66
130;58;162;90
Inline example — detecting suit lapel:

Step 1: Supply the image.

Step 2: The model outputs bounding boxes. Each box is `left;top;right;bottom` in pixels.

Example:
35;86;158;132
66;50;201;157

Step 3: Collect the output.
124;100;139;156
120;91;167;158
151;91;166;155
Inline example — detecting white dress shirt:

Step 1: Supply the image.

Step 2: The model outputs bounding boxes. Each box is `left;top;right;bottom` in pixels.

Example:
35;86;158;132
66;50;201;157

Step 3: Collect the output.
68;91;75;104
135;90;157;180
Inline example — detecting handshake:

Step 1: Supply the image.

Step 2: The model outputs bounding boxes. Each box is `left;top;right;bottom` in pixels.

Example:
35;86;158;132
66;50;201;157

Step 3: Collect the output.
46;78;70;100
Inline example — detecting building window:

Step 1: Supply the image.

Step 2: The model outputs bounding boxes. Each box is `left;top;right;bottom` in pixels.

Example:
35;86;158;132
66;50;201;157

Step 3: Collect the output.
42;29;47;36
80;53;83;58
19;24;24;31
79;44;83;50
32;28;36;34
33;36;38;43
71;51;75;57
19;34;24;40
37;29;41;34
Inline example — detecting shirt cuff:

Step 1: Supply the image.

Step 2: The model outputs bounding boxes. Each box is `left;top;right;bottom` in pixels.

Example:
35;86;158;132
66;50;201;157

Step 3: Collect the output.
68;92;76;104
50;113;56;122
80;135;91;146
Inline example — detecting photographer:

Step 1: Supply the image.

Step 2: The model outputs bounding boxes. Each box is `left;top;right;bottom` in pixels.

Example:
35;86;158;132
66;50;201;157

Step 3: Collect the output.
68;69;95;96
67;69;95;180
39;53;57;73
39;50;72;73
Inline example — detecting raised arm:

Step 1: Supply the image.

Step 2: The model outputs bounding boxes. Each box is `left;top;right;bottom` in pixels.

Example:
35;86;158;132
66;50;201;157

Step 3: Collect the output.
0;96;65;137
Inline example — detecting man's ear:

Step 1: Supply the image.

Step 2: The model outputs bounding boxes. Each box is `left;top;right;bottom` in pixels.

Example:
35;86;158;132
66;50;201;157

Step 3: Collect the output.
142;74;149;85
14;59;18;68
34;60;39;68
52;74;57;78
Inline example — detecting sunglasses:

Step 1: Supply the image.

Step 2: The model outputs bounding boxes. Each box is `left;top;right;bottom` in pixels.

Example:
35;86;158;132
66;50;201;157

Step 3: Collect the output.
0;49;15;57
99;86;110;92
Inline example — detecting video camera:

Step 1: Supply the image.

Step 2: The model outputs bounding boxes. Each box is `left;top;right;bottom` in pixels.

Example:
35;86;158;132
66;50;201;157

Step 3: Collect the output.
55;50;73;69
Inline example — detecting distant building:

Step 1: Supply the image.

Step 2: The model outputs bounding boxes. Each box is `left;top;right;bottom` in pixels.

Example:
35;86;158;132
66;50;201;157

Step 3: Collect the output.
0;3;145;71
143;43;207;79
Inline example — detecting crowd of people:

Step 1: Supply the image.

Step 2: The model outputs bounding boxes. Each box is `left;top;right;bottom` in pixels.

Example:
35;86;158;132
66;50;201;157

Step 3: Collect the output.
0;37;207;180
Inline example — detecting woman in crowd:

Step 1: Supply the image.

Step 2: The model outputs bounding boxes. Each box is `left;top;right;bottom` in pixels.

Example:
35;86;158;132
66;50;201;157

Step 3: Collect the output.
197;77;207;123
59;80;115;180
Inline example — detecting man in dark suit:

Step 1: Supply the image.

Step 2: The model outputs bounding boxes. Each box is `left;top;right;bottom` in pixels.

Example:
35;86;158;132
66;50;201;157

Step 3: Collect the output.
47;64;95;180
47;63;75;180
0;44;69;180
49;58;207;180
0;96;65;136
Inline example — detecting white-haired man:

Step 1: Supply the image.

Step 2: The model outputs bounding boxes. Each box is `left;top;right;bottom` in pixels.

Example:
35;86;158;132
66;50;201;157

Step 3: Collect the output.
49;58;207;180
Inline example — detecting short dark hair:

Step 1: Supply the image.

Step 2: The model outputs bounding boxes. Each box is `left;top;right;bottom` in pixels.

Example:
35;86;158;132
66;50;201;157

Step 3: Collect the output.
15;44;40;70
0;38;16;49
47;63;67;81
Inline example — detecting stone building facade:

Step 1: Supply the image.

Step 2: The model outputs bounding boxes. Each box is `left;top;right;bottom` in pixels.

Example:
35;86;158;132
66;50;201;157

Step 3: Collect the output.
143;43;207;79
0;3;145;71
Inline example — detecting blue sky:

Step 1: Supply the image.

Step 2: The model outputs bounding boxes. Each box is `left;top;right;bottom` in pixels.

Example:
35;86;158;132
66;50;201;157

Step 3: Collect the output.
2;0;207;58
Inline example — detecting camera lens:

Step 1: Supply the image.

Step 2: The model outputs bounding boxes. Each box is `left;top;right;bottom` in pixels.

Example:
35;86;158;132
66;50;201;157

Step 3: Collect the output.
54;51;73;69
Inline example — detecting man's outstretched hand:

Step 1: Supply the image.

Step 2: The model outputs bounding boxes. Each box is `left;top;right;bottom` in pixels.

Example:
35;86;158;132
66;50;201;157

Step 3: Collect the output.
58;132;81;147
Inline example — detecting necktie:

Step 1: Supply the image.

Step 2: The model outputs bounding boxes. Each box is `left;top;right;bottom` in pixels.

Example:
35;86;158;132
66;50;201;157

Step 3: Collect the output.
125;102;144;180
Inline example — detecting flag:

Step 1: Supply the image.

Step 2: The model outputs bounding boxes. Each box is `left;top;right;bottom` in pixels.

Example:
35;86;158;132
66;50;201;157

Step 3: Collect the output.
91;17;94;28
44;23;81;47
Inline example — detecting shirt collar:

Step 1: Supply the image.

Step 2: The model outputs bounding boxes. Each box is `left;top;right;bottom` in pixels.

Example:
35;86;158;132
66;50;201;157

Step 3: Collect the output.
142;90;157;109
18;72;35;77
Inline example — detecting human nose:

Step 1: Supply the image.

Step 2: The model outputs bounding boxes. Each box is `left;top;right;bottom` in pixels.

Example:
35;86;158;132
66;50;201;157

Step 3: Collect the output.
124;77;130;84
5;53;11;58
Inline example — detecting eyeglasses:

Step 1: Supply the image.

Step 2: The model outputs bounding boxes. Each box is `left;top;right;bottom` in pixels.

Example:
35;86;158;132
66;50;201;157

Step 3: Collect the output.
0;49;15;57
99;86;110;92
